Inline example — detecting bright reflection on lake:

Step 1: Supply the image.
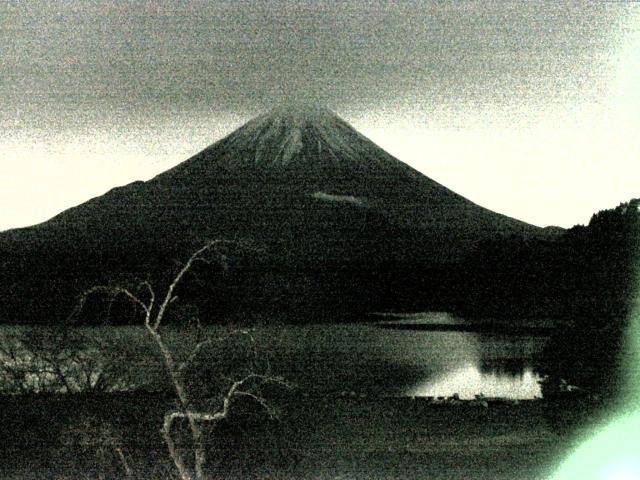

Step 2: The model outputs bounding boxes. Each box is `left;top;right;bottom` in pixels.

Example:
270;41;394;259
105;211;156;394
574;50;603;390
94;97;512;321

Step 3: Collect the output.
407;360;542;400
402;327;547;399
260;312;550;400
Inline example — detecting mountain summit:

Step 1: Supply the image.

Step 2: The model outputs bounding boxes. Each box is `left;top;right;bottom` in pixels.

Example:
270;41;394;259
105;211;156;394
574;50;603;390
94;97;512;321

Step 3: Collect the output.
160;103;415;180
221;103;370;169
145;104;538;250
0;105;545;323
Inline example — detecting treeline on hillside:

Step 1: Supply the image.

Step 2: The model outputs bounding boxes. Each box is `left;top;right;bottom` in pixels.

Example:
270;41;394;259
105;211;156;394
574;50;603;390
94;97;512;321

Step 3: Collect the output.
454;198;639;398
0;233;449;325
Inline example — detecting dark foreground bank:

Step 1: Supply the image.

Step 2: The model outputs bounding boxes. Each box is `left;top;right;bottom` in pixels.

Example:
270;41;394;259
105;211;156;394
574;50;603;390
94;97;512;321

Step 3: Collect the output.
0;392;591;480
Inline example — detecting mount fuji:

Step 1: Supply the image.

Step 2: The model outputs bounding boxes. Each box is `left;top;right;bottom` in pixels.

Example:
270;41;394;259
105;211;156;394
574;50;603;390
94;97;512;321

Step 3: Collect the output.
0;105;547;323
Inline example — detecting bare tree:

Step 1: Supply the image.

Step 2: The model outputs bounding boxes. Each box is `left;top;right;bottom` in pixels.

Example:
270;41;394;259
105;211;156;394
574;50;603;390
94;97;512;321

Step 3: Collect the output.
0;326;140;394
78;240;287;480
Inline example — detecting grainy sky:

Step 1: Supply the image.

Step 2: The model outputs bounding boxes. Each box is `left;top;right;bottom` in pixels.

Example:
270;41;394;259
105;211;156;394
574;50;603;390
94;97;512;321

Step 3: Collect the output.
1;0;639;230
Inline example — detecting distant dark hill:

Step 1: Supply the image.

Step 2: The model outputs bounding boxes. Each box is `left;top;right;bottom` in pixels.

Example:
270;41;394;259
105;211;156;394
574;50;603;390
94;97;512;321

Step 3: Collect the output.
0;105;549;324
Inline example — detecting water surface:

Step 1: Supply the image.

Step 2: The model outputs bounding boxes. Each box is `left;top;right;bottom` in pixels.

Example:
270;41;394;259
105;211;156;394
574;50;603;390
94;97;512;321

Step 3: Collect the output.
0;314;549;399
259;312;549;399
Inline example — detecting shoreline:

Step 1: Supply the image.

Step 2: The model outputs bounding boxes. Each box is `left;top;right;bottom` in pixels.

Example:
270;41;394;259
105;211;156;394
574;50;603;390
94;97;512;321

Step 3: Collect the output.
374;321;555;336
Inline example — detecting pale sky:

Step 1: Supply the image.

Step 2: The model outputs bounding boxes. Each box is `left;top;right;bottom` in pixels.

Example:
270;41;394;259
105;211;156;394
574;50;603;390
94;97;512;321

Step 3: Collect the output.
1;0;639;231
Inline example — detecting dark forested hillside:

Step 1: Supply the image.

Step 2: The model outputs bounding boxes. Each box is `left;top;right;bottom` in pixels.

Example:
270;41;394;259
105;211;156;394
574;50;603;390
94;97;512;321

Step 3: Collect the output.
537;199;639;399
453;198;639;397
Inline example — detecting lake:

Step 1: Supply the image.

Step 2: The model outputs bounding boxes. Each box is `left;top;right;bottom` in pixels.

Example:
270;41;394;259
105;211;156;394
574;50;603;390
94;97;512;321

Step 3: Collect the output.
0;313;550;399
257;312;550;400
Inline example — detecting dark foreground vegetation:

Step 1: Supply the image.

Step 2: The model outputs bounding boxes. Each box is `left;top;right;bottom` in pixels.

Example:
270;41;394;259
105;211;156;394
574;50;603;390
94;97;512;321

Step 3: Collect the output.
0;391;583;480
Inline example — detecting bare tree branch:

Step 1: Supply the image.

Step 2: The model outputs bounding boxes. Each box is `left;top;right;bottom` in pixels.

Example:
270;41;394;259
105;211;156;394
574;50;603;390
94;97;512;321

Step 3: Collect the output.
178;338;212;375
82;285;152;320
63;239;284;480
153;240;234;331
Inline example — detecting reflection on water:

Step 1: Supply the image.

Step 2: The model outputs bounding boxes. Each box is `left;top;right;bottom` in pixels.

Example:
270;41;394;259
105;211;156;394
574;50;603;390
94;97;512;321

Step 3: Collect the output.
480;358;529;378
373;314;549;400
479;358;529;378
407;361;542;400
257;314;550;399
402;328;546;399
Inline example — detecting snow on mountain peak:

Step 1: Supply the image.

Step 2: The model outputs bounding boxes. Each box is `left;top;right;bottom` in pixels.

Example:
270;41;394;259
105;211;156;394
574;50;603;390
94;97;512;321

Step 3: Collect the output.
165;103;413;178
266;103;334;125
220;104;358;168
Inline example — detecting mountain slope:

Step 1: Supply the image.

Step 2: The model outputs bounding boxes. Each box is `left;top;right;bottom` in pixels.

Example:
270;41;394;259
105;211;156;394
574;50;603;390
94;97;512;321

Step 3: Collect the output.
0;105;548;323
